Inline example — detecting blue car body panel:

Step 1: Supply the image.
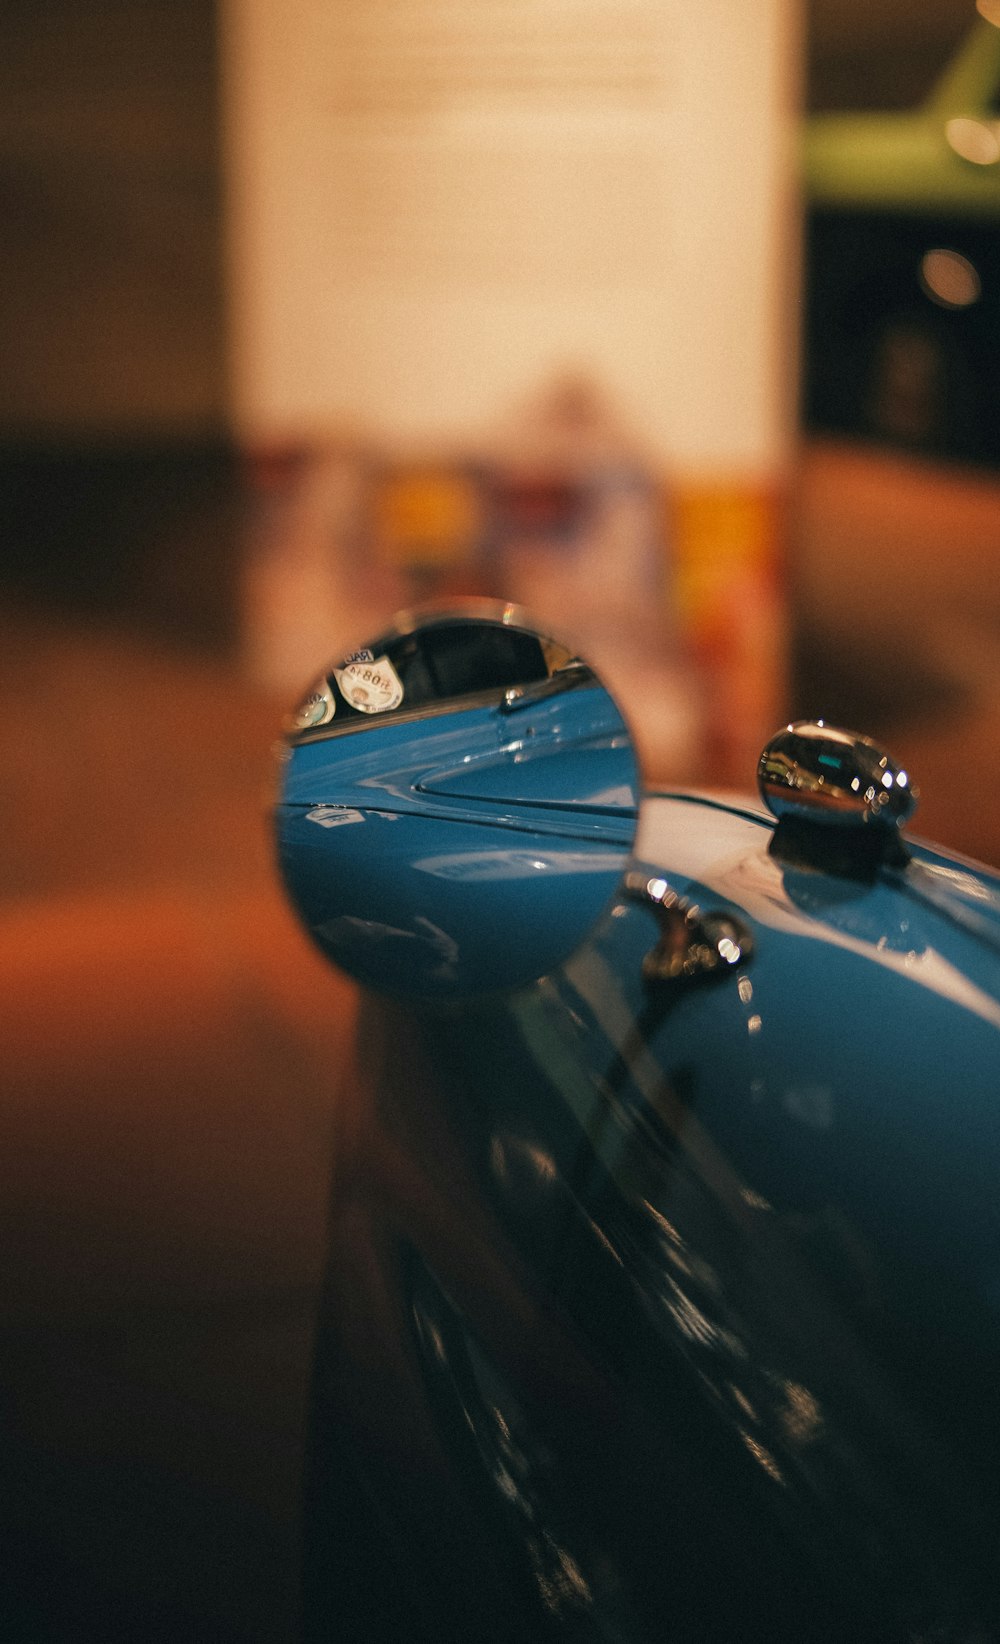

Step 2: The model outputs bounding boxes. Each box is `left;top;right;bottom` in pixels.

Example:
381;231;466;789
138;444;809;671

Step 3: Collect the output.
277;678;636;996
278;636;1000;1640
280;682;637;831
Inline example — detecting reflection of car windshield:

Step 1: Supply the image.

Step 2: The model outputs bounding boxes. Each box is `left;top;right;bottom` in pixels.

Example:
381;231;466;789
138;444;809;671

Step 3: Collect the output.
289;620;585;740
380;622;550;709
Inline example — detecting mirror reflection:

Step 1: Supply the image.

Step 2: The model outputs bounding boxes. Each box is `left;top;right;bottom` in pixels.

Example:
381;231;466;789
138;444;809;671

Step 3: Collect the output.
275;602;639;996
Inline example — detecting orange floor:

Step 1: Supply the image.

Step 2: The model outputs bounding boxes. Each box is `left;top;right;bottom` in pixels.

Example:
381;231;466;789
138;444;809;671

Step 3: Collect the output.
0;614;354;1639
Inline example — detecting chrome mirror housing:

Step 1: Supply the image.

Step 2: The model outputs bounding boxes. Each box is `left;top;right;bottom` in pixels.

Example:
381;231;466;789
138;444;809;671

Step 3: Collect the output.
757;721;917;830
758;720;918;876
275;602;639;996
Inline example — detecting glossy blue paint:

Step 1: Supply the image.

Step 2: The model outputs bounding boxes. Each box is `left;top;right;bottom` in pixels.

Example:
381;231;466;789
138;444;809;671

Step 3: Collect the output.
277;676;637;996
285;613;1000;1641
354;797;1000;1638
385;793;1000;1637
562;793;1000;1331
281;683;636;833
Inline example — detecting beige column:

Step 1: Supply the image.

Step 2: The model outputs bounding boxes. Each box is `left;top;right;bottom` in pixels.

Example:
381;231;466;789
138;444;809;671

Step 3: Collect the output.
220;0;800;773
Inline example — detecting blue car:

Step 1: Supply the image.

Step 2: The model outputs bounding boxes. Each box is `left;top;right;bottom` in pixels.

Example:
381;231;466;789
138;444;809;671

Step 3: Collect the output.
276;602;1000;1643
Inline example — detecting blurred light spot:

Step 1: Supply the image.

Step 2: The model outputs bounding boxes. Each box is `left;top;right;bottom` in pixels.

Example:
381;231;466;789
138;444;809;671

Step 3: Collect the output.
424;1321;447;1363
919;248;981;309
730;1384;758;1421
666;1286;719;1347
945;118;1000;165
643;1201;684;1246
923;862;991;899
496;1465;519;1503
738;975;753;1005
784;1084;833;1129
977;0;1000;26
782;1380;823;1445
747;1013;762;1035
740;1431;785;1486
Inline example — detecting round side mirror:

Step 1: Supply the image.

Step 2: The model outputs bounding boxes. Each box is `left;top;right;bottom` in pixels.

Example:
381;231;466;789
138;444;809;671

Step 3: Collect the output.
275;601;639;996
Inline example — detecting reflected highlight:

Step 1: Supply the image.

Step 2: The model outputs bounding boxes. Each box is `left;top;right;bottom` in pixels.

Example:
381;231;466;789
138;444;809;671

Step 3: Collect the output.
919;249;981;310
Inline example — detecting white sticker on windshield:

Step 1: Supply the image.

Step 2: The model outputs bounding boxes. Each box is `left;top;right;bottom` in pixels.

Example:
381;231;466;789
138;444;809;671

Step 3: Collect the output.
290;680;336;731
334;655;404;714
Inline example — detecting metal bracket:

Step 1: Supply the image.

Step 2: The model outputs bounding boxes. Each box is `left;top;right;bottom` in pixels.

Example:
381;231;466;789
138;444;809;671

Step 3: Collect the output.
623;869;753;988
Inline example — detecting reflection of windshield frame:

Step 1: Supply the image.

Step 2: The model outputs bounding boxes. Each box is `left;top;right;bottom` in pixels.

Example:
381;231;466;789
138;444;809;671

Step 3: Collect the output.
287;659;596;747
285;610;589;746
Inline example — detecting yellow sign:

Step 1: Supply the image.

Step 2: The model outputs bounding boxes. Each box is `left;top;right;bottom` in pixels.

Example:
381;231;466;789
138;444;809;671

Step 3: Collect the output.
376;467;482;569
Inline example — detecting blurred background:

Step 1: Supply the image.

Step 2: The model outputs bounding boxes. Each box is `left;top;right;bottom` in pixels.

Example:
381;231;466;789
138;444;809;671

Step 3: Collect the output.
2;0;1000;1637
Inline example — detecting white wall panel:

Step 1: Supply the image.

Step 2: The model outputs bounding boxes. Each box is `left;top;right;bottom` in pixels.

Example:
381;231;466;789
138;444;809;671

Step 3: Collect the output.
221;0;800;471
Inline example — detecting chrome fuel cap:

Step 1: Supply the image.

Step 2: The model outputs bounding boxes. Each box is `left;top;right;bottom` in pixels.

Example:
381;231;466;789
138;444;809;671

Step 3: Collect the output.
758;722;917;855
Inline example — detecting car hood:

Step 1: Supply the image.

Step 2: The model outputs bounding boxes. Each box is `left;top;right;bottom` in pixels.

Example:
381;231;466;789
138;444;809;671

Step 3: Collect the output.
637;789;1000;1009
